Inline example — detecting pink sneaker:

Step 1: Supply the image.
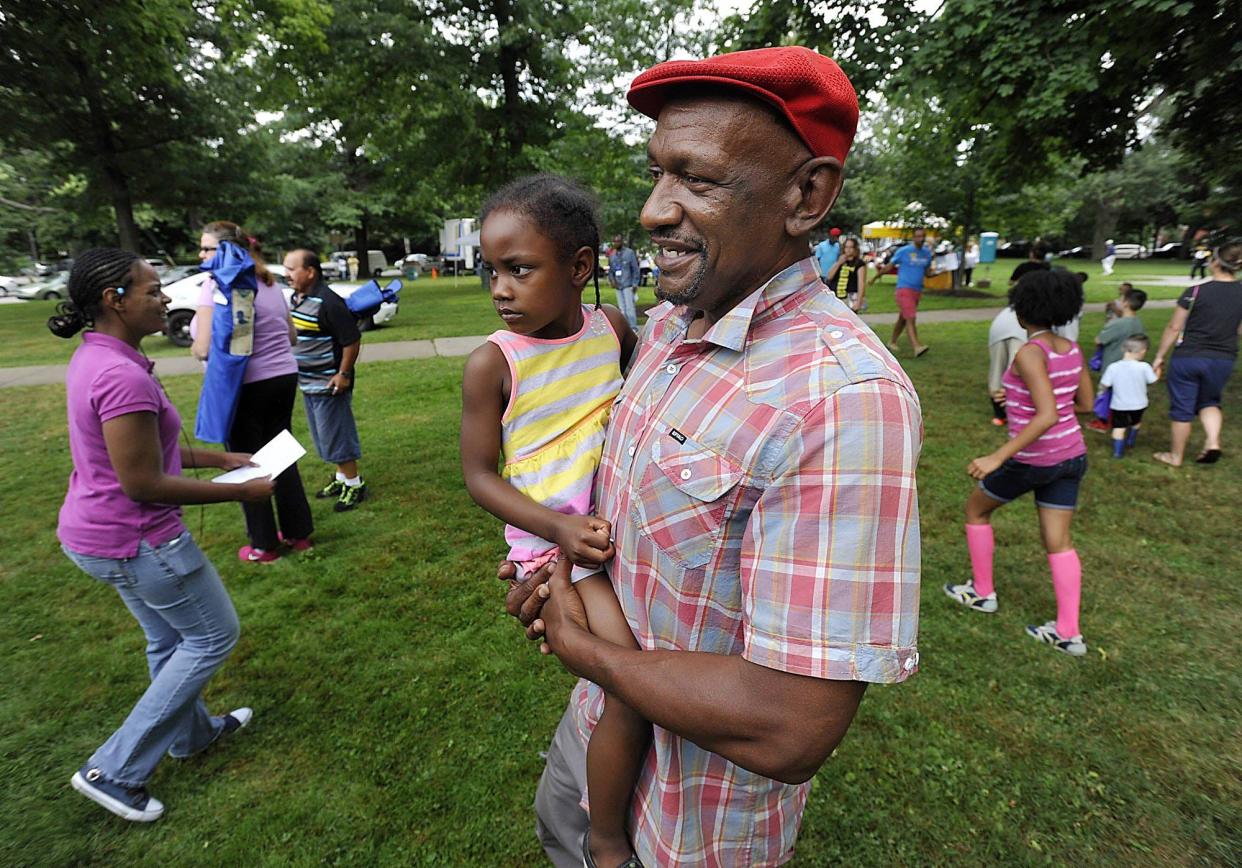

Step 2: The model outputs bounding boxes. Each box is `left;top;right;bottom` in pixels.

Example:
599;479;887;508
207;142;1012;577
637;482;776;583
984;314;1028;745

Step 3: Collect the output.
277;533;314;552
238;545;280;563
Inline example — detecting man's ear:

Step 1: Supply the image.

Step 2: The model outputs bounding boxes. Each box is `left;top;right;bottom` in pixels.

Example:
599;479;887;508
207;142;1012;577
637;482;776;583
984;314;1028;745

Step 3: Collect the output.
786;157;843;238
572;245;597;288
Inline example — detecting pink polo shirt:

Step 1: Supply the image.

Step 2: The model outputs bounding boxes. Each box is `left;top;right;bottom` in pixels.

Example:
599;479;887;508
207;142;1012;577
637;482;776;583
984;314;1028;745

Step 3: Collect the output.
57;332;186;558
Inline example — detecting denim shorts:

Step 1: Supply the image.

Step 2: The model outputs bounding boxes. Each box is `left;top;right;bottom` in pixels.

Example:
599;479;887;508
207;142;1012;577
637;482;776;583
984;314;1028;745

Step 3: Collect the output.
303;391;361;464
1166;356;1234;422
980;454;1088;510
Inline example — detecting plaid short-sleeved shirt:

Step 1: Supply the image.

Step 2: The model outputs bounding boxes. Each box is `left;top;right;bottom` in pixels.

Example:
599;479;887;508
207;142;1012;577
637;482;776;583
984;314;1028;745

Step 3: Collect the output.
569;258;923;867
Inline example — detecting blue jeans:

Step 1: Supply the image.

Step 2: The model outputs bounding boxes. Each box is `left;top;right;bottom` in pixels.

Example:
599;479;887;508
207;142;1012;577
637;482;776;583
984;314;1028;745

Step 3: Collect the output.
614;284;638;329
63;532;239;787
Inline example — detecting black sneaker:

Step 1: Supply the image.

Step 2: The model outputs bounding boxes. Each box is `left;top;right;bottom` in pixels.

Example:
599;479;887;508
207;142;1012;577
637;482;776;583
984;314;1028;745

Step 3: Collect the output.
71;766;164;822
334;482;367;512
316;478;345;499
170;707;252;758
220;706;253;736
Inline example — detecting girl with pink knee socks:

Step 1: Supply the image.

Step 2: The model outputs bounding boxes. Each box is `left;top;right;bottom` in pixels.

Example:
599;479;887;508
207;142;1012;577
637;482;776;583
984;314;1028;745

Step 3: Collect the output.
944;269;1094;656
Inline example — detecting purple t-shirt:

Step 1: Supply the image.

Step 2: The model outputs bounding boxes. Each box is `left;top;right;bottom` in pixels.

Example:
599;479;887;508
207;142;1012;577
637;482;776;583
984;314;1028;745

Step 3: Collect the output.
196;276;297;383
58;332;187;558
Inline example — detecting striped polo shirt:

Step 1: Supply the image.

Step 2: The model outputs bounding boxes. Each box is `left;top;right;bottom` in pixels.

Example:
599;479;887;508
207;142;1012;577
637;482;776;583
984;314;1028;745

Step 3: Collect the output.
290;281;360;394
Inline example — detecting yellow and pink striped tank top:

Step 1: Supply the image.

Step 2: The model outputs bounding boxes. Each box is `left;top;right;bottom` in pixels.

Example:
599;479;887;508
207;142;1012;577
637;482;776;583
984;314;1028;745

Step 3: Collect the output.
487;306;623;562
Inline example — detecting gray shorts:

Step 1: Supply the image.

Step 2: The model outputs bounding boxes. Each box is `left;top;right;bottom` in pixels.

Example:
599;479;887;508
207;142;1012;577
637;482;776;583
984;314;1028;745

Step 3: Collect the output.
535;703;589;868
303;391;361;464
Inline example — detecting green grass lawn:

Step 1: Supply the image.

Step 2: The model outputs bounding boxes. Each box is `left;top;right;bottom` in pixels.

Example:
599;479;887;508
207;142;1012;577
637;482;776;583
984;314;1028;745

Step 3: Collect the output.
0;259;1199;369
2;308;1239;865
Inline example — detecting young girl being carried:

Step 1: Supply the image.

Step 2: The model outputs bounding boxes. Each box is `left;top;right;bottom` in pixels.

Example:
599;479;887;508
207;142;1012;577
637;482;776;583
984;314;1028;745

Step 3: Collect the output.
944;269;1095;656
460;175;647;867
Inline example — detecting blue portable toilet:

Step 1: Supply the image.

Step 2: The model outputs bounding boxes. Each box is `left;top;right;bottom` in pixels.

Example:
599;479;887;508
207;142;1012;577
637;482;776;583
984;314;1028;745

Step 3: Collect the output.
979;232;999;263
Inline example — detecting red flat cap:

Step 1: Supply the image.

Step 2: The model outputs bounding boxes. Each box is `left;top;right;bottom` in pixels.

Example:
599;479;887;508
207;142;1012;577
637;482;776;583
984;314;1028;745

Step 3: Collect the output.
627;46;859;164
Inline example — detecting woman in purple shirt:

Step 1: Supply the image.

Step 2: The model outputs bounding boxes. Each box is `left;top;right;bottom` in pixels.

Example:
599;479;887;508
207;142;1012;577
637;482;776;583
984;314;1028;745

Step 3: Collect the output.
192;221;313;562
49;249;274;823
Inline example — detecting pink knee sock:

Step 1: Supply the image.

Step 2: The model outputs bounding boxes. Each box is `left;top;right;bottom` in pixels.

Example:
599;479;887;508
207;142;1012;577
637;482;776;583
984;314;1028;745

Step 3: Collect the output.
965;524;994;597
1048;549;1082;638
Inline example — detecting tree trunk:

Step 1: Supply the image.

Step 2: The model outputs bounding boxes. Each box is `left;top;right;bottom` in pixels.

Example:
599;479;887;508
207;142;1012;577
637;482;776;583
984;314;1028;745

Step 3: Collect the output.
354;212;371;278
26;227;39;262
69;50;141;252
950;182;977;296
102;162;142;252
1091;194;1120;262
491;0;524;171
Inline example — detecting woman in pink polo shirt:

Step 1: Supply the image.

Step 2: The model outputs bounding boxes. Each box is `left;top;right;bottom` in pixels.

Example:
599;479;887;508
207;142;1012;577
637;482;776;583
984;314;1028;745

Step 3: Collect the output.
48;249;274;823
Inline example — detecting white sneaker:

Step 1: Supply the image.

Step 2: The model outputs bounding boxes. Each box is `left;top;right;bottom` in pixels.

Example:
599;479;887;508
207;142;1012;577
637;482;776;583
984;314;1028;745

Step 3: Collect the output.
943;582;998;613
1025;621;1087;657
71;768;164;822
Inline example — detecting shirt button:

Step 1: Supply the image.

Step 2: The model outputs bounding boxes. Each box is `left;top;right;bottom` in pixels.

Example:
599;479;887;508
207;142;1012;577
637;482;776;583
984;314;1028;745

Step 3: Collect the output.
627;446;636;457
679;468;692;480
830;330;844;340
665;364;678;375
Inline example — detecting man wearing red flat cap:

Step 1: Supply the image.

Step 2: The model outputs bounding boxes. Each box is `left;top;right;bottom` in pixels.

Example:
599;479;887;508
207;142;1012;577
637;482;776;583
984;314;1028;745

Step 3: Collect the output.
504;46;922;868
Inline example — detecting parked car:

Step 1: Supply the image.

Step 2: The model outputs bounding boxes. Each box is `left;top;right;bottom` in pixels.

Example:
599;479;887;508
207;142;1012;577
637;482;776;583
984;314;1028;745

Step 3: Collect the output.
1057;245;1092;259
34;257;73;277
10;272;70;300
1150;242;1183;259
0;275;22;295
161;266;397;347
395;253;434;274
1113;243;1149;259
159;264;202;286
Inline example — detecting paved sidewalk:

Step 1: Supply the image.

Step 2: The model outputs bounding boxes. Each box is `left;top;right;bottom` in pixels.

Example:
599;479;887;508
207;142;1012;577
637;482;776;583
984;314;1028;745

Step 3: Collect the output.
0;299;1176;389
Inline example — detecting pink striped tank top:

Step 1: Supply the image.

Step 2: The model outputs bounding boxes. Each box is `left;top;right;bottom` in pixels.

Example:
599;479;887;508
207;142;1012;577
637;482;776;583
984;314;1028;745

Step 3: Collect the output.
1002;336;1086;466
487;306;623;562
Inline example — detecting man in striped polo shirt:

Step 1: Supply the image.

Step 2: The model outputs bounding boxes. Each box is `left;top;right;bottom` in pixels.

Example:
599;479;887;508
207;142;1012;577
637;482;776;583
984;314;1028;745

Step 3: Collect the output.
283;249;368;512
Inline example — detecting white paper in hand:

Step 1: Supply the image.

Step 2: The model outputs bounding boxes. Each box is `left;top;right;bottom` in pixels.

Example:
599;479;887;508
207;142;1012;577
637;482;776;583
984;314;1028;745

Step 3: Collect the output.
212;429;306;484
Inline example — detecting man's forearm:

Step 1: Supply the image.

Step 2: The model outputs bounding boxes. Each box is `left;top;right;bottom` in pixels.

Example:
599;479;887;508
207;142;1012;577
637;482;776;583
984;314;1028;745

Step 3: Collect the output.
561;628;863;784
340;341;360;374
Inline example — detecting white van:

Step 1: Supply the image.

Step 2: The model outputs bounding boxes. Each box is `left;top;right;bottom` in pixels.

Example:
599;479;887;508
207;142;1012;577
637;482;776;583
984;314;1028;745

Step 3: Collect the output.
330;249;387;279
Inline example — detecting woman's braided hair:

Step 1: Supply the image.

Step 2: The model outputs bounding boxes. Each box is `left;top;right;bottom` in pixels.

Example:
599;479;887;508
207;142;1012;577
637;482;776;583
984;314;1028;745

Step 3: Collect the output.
481;174;603;308
47;248;139;338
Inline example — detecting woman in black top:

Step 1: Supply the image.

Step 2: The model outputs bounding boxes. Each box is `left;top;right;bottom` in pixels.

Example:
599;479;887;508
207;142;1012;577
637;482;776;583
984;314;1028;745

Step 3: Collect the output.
826;236;868;312
1152;239;1242;466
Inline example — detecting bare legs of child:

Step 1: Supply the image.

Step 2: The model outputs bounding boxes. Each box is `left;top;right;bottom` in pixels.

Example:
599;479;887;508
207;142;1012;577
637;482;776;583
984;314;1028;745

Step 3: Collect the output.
575;573;651;867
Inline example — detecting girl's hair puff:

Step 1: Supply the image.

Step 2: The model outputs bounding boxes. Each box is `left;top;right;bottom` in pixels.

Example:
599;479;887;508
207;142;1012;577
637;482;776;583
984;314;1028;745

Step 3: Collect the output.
47;248;140;338
1008;267;1083;328
481;174;603;308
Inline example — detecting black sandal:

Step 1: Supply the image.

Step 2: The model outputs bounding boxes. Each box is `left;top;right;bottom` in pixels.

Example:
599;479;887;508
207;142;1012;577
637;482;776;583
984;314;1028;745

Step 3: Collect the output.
1195;448;1222;464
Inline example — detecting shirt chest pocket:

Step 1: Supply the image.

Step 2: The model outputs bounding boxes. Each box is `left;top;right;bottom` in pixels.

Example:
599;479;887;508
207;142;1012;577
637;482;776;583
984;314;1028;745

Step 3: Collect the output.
631;434;743;569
